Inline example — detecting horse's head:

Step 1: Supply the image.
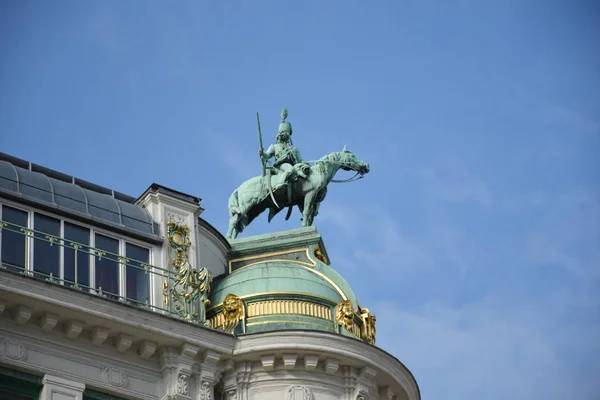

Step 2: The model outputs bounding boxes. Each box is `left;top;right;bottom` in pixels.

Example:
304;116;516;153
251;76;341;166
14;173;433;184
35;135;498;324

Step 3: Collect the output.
338;145;370;176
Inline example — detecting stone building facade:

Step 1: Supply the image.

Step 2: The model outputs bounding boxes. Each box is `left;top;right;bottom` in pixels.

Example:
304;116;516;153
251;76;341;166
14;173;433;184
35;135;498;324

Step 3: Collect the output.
0;152;419;400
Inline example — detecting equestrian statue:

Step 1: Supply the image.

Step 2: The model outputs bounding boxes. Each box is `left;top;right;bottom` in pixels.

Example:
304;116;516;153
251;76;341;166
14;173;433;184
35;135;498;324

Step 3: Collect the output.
225;109;370;240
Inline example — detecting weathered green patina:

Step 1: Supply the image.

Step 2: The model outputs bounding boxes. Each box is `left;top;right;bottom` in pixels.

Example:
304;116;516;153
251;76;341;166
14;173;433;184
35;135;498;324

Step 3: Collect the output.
225;109;370;239
208;226;362;338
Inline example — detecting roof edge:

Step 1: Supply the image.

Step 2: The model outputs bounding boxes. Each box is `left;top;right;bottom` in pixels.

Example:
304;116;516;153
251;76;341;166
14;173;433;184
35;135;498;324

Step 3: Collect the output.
136;183;201;205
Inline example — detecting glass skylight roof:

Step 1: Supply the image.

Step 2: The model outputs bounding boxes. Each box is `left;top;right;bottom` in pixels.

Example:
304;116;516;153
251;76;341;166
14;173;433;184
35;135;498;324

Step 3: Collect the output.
0;160;157;238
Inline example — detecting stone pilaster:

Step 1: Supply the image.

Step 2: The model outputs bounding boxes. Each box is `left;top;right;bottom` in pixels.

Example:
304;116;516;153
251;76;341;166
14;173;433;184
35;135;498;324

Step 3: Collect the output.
192;349;222;400
354;366;378;400
159;343;200;400
39;374;85;400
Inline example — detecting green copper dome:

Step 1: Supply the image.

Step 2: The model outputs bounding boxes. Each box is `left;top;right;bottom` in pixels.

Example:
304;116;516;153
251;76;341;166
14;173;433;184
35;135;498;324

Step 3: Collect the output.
207;227;370;341
211;261;355;306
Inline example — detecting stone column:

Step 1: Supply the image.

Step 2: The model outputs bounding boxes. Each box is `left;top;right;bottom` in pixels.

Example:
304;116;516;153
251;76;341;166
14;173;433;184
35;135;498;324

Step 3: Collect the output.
39;375;85;400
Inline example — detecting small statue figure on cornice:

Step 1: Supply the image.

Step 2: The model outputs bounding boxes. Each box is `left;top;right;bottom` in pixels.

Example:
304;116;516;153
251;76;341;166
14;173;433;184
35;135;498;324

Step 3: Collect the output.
259;109;311;203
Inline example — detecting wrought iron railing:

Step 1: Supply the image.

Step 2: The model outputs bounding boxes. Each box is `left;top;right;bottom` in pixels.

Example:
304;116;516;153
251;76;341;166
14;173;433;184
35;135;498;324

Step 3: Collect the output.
0;219;211;325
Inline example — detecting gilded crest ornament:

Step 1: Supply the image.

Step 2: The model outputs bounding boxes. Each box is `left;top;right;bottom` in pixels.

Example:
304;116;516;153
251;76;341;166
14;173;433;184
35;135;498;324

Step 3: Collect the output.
335;299;355;333
163;219;213;324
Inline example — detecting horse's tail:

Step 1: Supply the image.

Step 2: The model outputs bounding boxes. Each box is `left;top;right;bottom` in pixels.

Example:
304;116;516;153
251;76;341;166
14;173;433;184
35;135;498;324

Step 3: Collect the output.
228;189;241;216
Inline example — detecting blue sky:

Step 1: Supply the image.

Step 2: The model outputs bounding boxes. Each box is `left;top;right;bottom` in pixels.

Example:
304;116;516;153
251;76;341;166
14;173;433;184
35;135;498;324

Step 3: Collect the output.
1;1;598;398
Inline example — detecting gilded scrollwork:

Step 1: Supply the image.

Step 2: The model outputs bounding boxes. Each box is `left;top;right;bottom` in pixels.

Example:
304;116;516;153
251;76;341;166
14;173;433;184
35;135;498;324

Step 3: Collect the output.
222;293;245;334
359;307;376;345
163;219;213;324
336;299;355;333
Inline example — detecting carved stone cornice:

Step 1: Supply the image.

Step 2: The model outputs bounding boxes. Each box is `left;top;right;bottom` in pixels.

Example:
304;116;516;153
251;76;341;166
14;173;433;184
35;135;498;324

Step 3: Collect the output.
232;331;419;400
0;271;236;354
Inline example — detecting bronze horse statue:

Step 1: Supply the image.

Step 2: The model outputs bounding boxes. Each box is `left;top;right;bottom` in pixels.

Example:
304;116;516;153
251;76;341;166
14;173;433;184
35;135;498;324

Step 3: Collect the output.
226;147;370;239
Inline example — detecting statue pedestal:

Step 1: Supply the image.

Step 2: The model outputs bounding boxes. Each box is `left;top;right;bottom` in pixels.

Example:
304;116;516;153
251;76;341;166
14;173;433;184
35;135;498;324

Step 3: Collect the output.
207;227;363;339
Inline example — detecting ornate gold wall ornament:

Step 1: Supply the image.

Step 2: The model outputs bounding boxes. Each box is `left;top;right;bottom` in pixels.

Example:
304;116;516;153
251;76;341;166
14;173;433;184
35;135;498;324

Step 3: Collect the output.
246;299;332;320
313;245;329;265
359;307;376;345
335;299;355;333
222;293;245;334
163;219;213;324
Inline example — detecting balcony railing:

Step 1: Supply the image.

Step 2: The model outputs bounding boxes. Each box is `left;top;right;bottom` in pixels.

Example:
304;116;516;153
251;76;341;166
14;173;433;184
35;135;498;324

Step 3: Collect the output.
0;220;211;325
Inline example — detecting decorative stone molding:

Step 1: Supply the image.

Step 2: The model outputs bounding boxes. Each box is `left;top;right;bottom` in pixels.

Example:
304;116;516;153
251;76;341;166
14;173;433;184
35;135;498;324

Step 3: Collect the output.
39;312;60;332
191;349;222;400
282;353;297;370
91;326;109;346
0;331;159;399
177;373;189;396
13;305;32;325
1;338;27;361
260;354;275;371
304;355;319;371
355;366;378;400
166;211;188;226
198;380;212;400
285;385;314;400
101;366;128;388
139;340;158;359
158;344;199;399
379;386;397;400
221;360;238;400
324;358;340;375
115;333;133;353
64;320;84;339
356;392;369;400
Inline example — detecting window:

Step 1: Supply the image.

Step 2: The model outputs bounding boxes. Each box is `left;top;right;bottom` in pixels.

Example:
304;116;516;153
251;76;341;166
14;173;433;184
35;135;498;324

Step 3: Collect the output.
33;213;60;278
64;222;90;288
1;205;28;272
95;233;120;298
0;367;42;400
0;203;153;309
126;243;150;304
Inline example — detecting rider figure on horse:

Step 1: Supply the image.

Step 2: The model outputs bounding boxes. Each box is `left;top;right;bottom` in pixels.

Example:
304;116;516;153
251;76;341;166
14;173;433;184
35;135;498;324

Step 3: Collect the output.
259;109;310;203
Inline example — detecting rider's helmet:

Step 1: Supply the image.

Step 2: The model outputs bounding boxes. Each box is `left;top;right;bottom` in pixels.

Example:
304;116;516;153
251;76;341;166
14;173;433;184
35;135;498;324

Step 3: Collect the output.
278;108;293;138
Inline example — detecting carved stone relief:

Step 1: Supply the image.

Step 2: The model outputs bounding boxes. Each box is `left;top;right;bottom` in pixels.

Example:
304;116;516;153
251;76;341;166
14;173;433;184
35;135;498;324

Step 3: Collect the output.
2;339;27;361
102;366;128;388
285;385;313;400
199;380;212;400
177;373;189;396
